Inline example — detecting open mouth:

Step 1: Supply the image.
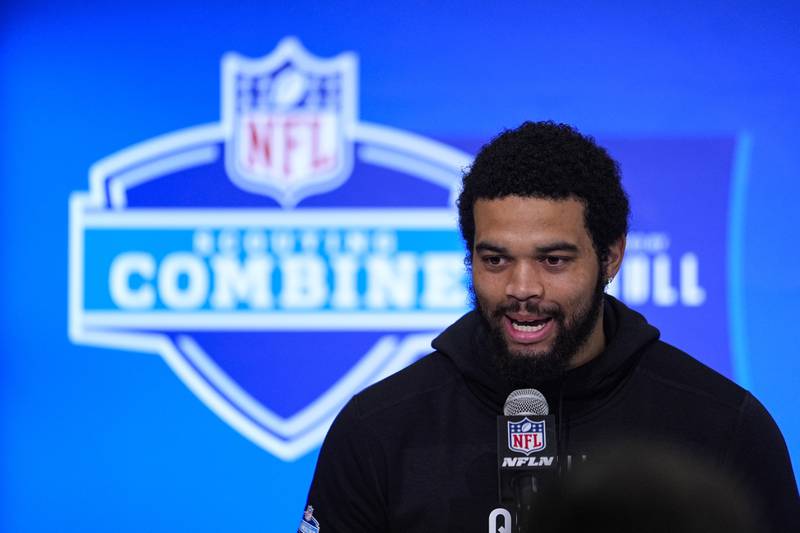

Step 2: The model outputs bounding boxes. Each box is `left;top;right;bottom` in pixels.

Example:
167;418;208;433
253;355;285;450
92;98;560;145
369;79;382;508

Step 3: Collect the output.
509;317;552;332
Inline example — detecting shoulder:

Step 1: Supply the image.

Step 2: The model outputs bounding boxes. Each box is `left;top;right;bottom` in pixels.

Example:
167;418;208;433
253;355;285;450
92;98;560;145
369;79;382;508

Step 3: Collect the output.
317;350;463;464
349;351;460;419
635;339;748;410
630;339;793;457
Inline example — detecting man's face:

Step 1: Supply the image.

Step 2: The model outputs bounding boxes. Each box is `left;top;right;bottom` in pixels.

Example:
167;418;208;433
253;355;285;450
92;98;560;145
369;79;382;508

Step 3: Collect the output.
471;196;619;382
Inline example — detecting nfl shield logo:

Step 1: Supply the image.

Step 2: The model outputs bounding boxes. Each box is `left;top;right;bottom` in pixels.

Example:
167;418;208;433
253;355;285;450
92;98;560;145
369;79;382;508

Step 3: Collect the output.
222;37;357;206
508;418;546;455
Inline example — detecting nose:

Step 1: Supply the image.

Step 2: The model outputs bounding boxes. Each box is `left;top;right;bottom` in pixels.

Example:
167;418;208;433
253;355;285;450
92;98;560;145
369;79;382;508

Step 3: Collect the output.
505;262;544;301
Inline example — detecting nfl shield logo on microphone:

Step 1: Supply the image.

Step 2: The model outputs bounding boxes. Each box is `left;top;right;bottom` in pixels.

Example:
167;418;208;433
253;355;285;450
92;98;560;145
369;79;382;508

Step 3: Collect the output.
508;418;546;455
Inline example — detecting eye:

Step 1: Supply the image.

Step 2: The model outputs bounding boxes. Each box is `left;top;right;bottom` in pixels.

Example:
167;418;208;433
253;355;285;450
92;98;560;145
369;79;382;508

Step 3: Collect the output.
542;256;570;267
481;255;506;268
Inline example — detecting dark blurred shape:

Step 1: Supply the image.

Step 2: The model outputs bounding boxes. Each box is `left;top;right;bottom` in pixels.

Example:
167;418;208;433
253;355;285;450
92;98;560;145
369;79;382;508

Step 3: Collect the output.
533;442;759;533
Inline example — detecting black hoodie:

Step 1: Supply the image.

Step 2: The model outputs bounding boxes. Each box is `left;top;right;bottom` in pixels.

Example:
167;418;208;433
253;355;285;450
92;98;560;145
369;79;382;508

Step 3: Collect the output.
303;296;798;532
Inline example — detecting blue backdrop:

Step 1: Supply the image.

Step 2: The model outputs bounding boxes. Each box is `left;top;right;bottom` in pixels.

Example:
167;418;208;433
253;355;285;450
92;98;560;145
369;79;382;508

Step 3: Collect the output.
2;2;798;532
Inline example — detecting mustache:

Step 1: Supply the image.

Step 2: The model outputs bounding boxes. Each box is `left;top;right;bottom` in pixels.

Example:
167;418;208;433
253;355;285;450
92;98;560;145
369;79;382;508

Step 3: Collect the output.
491;299;563;319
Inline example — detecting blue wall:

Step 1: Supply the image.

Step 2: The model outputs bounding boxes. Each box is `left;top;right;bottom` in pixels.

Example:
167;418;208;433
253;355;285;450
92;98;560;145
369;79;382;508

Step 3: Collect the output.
2;2;798;531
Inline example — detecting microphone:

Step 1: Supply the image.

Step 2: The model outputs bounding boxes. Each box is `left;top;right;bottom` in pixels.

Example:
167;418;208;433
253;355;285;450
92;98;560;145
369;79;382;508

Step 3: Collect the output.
504;388;549;416
497;389;558;533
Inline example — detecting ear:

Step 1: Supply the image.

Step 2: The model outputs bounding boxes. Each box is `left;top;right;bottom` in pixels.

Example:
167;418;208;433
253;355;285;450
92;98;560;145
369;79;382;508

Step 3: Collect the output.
603;235;626;282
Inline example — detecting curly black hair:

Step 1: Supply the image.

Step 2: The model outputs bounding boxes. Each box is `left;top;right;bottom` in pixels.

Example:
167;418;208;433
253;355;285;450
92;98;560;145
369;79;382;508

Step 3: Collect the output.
457;121;629;264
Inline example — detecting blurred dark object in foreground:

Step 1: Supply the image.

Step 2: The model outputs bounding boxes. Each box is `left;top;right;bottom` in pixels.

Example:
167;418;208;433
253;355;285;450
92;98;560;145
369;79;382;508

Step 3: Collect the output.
533;442;760;533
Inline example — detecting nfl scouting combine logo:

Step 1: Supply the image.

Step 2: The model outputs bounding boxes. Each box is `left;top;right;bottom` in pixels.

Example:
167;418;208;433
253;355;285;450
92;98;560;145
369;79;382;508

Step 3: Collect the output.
68;37;472;460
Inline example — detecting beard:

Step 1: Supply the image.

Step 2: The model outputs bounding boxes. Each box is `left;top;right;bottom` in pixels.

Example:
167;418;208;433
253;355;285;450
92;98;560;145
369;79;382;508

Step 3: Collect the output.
473;272;606;388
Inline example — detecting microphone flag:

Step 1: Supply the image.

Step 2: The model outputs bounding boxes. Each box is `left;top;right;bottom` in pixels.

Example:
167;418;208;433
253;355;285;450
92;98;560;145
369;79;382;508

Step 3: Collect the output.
496;414;558;503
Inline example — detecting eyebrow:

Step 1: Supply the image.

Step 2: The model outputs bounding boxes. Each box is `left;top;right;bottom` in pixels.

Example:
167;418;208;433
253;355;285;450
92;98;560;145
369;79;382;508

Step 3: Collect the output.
474;242;508;254
474;240;579;255
535;241;579;254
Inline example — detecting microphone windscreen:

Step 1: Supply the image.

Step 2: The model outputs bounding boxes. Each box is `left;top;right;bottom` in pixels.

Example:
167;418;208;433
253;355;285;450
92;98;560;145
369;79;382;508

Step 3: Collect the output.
504;389;549;416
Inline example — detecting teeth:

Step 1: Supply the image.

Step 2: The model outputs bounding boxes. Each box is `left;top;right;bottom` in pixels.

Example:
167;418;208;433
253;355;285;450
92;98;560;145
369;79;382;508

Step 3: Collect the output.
511;321;547;332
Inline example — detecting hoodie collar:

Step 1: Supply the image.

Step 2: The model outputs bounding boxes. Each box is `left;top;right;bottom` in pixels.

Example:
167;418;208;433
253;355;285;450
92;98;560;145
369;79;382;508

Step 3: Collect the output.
431;295;660;416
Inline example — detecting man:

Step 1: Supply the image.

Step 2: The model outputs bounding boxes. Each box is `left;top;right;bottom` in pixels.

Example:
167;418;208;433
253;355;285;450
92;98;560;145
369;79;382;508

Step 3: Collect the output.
301;121;798;532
